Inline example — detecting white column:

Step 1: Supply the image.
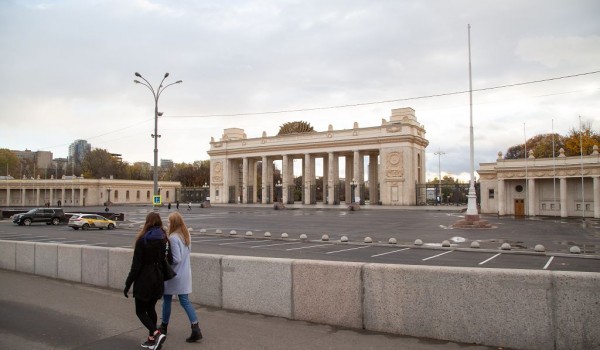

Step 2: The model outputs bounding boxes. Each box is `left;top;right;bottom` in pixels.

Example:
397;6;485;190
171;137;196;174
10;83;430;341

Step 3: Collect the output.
353;150;361;203
282;155;289;204
560;177;568;218
304;153;312;205
528;178;536;217
594;176;600;219
267;158;274;203
327;152;335;205
497;179;505;216
261;156;268;204
6;184;10;206
36;188;40;207
22;188;26;206
49;187;54;206
345;154;353;204
242;157;249;204
322;156;329;204
61;187;65;206
79;187;84;206
369;154;378;205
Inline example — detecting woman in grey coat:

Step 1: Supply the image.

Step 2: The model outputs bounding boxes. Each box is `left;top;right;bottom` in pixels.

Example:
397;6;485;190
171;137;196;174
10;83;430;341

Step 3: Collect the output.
159;212;203;342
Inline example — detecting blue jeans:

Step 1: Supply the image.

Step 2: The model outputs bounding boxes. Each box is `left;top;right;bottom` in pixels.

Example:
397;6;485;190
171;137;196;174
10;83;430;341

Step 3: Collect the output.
162;294;198;324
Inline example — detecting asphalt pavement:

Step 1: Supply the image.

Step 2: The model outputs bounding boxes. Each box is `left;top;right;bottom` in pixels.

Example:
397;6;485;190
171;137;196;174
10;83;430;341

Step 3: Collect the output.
0;269;501;350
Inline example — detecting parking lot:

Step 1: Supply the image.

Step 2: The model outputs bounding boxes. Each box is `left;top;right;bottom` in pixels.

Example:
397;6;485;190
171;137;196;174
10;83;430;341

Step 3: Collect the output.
1;204;599;273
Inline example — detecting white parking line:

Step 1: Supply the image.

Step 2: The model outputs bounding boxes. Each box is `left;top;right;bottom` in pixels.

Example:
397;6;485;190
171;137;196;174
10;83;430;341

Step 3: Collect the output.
219;240;262;246
0;234;31;238
192;238;243;243
371;248;411;258
286;244;332;251
251;242;301;248
422;250;453;261
326;246;371;254
478;253;501;265
543;256;554;270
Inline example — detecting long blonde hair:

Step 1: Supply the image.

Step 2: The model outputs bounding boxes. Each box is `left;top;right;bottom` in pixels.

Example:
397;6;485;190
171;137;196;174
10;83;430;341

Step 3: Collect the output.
168;212;191;246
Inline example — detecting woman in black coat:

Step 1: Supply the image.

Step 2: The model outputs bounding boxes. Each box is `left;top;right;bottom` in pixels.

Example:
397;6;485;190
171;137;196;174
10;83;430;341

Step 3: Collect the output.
124;212;169;350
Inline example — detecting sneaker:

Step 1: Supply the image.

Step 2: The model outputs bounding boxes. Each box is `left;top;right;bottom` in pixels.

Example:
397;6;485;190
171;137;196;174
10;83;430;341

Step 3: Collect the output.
141;338;155;348
153;333;166;350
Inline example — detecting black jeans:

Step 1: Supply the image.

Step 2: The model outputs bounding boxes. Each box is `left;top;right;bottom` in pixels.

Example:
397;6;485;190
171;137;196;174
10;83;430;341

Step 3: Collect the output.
135;297;159;336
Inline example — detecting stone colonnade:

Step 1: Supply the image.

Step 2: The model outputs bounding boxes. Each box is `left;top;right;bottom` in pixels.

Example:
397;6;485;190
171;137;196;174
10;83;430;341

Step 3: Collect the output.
208;108;429;206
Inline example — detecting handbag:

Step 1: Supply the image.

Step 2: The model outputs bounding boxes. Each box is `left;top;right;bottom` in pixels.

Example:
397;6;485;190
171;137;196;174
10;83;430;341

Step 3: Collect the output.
162;241;177;281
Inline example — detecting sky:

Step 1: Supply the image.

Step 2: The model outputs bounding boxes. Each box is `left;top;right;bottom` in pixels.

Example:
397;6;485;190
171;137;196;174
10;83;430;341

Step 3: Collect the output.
0;0;599;182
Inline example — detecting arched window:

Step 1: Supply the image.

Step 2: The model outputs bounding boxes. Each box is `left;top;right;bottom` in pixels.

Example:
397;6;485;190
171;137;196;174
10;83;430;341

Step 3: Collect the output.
417;153;422;183
126;190;130;200
136;190;140;199
147;191;151;199
114;190;119;199
166;190;170;199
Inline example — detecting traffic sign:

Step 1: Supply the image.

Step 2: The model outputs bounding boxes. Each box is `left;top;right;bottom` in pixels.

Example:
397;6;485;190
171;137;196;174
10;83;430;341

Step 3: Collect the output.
153;195;162;205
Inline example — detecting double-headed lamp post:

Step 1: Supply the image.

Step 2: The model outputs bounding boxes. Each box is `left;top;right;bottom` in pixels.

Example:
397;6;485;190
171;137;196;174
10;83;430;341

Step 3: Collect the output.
134;72;182;203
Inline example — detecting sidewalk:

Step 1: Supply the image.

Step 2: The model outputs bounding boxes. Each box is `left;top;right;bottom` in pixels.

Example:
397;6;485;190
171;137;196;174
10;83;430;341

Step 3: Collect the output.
0;269;499;350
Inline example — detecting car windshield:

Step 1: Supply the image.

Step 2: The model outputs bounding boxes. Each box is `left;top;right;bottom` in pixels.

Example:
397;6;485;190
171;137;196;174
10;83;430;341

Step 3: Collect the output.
26;209;37;214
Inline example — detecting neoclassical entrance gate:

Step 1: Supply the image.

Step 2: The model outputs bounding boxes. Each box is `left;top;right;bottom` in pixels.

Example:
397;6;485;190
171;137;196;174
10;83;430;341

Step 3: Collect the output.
207;108;429;206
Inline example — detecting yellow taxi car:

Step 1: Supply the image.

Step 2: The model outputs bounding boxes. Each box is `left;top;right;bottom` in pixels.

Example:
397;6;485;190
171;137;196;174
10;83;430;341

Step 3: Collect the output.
68;214;116;230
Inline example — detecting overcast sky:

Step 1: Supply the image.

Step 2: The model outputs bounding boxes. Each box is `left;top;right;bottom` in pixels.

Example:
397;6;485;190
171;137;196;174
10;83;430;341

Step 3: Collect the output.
1;0;599;181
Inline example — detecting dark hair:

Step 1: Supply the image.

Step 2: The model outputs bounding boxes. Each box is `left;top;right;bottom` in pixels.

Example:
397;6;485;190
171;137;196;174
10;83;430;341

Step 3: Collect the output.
134;212;164;242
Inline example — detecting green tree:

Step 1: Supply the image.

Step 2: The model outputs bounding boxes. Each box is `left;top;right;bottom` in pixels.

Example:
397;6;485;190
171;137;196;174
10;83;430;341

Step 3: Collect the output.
0;149;20;178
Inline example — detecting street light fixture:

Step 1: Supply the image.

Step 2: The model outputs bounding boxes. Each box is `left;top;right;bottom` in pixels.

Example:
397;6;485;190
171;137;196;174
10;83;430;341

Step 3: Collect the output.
134;72;182;205
275;180;283;202
434;149;445;205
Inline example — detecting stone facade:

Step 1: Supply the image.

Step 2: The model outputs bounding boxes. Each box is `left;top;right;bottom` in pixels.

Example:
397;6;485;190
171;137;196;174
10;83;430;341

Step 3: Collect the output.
478;146;600;218
0;178;181;207
207;108;428;206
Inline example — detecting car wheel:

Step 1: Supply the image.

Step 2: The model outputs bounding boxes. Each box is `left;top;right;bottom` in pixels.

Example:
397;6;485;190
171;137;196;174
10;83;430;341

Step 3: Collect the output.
108;223;115;230
82;223;90;230
23;218;32;226
51;218;60;225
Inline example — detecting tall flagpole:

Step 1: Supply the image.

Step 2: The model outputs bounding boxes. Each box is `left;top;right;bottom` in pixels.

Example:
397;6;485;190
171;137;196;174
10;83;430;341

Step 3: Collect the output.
465;24;479;219
552;119;557;216
580;116;586;222
524;123;528;216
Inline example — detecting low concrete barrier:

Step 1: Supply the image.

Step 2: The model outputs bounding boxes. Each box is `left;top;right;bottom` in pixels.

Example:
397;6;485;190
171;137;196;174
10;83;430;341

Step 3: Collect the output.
0;239;598;350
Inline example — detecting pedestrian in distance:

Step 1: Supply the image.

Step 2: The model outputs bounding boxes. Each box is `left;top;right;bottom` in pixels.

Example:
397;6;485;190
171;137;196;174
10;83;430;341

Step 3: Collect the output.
176;200;179;210
187;202;191;211
167;202;171;210
159;212;203;342
124;212;169;350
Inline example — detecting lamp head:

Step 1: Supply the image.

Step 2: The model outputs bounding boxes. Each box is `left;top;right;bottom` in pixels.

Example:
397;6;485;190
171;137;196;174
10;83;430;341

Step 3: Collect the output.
134;80;141;84
175;80;182;84
164;73;170;78
134;72;142;77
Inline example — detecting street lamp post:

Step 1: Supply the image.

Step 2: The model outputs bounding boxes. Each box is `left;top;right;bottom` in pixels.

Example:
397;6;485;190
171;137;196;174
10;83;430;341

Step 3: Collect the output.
276;180;282;202
466;24;479;220
134;72;182;206
434;149;445;205
350;179;357;204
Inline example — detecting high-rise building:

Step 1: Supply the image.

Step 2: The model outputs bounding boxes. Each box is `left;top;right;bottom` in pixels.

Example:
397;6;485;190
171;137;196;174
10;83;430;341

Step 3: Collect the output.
11;149;53;169
68;140;91;165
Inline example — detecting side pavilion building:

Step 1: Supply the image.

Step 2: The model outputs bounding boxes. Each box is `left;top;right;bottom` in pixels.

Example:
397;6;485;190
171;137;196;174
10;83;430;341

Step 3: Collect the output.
478;146;600;219
207;107;429;206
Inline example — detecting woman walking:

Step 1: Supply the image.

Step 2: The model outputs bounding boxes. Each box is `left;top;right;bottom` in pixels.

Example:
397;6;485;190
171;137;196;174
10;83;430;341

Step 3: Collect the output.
124;212;169;350
159;211;203;342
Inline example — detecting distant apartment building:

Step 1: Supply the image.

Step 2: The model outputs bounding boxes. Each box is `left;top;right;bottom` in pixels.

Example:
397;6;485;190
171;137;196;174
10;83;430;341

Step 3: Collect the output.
11;149;53;169
68;140;91;165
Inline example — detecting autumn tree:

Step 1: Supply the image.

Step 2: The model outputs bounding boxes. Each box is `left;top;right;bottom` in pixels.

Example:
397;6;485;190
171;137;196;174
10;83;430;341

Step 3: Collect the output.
562;121;600;156
0;149;20;178
82;149;124;179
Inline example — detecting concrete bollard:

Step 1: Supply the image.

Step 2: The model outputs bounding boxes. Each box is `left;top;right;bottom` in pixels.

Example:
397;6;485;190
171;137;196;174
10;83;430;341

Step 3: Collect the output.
215;229;222;234
200;228;207;233
299;234;308;241
442;240;451;247
470;241;480;249
322;234;330;241
388;238;397;244
364;237;373;243
245;231;253;236
281;233;289;238
414;239;423;246
501;243;511;250
189;227;194;232
340;236;349;243
570;246;581;254
534;244;545;252
264;232;271;238
230;230;237;235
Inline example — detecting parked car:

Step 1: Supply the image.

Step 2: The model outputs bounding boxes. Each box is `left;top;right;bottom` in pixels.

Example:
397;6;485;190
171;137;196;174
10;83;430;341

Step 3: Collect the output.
68;214;116;230
12;208;66;226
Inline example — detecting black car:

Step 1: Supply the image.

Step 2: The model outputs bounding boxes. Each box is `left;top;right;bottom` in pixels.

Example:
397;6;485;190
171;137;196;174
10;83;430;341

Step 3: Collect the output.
12;208;66;226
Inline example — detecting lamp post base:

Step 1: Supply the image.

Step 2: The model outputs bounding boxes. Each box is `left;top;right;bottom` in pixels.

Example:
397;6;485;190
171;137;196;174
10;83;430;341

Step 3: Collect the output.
452;214;492;229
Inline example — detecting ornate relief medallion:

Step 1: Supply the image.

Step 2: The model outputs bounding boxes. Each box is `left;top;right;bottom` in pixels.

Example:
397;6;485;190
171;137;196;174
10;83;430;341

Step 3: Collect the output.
386;151;404;178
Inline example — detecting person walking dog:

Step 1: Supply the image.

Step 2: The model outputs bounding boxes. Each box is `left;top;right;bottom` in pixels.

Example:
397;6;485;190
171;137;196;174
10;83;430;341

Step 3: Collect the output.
124;212;169;350
159;212;203;342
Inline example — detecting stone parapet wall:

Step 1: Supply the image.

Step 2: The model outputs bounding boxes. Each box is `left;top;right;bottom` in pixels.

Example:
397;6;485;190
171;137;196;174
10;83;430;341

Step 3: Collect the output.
0;239;598;350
